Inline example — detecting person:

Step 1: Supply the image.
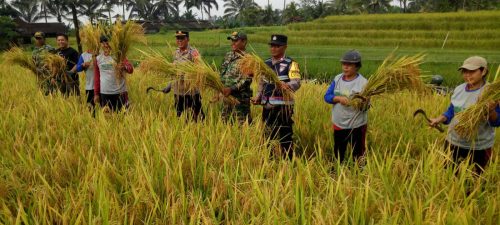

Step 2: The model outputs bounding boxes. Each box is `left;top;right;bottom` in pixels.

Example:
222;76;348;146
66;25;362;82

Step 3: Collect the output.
162;31;204;121
31;31;56;95
429;75;449;95
56;33;80;96
76;47;95;108
220;31;253;124
93;35;134;112
429;56;500;174
324;50;368;164
251;34;301;159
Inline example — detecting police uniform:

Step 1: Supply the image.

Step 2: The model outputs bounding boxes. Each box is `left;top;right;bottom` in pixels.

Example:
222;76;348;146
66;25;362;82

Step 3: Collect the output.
257;34;301;159
220;31;253;124
163;31;204;120
32;31;57;95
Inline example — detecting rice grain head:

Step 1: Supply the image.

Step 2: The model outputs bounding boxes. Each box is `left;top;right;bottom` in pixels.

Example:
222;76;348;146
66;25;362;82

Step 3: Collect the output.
110;19;146;80
2;47;38;77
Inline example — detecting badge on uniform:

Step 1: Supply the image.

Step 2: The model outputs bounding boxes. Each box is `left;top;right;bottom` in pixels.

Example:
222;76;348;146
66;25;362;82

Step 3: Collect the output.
273;36;277;41
279;63;287;73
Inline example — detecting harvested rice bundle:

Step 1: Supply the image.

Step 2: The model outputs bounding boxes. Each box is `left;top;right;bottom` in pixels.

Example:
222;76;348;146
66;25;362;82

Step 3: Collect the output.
176;59;239;105
349;53;428;110
138;50;176;78
454;80;500;140
3;47;38;77
79;23;102;56
110;19;146;79
238;53;294;101
44;53;69;82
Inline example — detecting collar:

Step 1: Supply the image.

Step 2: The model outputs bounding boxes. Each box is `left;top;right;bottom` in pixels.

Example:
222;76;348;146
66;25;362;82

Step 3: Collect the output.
271;55;286;65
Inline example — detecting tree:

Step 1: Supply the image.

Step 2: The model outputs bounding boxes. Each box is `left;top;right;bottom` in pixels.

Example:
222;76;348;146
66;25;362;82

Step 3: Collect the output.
0;0;18;17
223;0;258;19
157;0;178;22
202;0;219;20
79;0;106;24
45;0;70;22
239;5;261;26
0;16;17;49
129;0;161;21
10;0;42;22
282;1;301;23
367;0;391;13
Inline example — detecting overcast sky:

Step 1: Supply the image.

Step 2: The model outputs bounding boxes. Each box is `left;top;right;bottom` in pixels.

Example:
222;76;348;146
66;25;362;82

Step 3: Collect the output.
8;0;399;23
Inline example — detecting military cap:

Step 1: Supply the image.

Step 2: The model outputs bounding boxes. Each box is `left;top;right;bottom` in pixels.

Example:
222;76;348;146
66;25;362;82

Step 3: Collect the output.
268;34;287;46
227;31;247;41
175;30;189;38
34;31;45;39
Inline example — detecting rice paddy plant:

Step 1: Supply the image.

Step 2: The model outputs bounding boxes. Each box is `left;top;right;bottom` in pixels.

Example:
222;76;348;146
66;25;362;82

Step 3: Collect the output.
44;53;69;82
238;53;294;102
348;53;429;110
454;79;500;140
2;47;38;77
79;23;102;56
110;19;146;79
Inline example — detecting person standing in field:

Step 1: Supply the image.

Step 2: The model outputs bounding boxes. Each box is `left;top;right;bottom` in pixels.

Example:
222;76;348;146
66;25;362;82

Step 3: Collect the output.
251;34;301;159
323;50;368;164
220;31;253;124
76;47;95;108
32;31;57;95
56;33;80;96
162;31;205;121
429;56;500;174
93;35;134;112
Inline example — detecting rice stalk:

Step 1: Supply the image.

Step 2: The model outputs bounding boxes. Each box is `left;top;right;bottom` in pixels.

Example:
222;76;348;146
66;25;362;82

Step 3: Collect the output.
348;53;428;110
2;47;38;77
79;23;102;56
110;19;146;80
44;53;69;82
237;53;294;102
175;58;239;105
137;49;176;79
454;80;500;140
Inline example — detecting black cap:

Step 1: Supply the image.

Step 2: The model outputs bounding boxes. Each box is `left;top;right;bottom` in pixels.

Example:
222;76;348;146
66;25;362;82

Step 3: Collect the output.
227;31;247;41
268;34;287;46
100;35;109;43
175;30;189;38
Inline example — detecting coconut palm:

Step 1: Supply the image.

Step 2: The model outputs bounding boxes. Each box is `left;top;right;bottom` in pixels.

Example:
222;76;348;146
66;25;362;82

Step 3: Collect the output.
223;0;258;19
79;0;107;24
129;0;161;21
202;0;218;20
45;0;70;22
10;0;42;22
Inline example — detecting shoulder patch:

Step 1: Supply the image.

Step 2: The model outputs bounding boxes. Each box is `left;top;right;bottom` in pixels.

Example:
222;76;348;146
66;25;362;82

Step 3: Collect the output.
284;57;292;63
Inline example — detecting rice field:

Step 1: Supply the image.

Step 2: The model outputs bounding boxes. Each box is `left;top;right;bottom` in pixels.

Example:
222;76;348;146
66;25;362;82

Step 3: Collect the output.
1;10;499;224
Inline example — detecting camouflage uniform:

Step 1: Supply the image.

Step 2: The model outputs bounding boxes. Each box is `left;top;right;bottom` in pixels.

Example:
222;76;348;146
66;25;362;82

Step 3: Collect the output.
220;51;253;123
32;44;56;95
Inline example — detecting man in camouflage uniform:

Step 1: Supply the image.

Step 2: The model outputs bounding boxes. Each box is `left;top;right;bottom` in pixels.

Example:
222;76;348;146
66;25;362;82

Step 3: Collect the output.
220;31;253;124
162;31;205;121
32;31;56;95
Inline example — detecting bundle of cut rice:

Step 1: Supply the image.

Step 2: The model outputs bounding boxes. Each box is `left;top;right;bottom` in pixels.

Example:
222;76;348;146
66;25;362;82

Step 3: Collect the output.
44;53;69;82
454;79;500;140
3;47;39;77
175;58;239;105
138;50;176;78
237;53;294;102
79;23;102;57
110;19;146;79
348;53;428;110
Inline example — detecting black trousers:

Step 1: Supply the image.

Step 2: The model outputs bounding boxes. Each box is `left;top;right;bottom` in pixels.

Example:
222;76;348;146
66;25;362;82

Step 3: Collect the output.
333;125;367;163
100;93;127;112
262;105;294;159
174;94;204;121
444;141;492;174
86;90;95;107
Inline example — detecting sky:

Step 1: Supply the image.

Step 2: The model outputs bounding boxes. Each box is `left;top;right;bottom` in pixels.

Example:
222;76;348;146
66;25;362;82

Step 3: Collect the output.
7;0;399;23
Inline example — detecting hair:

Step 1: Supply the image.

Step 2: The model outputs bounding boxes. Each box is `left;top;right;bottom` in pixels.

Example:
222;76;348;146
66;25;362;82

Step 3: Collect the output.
56;33;69;40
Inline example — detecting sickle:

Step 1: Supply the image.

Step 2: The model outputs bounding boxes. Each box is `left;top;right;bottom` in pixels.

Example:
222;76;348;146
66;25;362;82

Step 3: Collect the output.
413;109;445;133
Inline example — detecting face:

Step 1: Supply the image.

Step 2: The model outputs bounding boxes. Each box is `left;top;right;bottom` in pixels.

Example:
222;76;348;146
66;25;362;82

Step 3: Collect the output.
270;44;287;58
231;39;246;52
176;36;188;49
342;62;358;77
56;36;69;48
461;68;484;86
101;41;111;54
35;37;45;46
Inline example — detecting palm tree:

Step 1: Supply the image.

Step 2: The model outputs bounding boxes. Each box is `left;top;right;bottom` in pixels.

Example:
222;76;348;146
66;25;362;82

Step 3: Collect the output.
129;0;161;21
101;0;117;23
157;0;177;22
45;0;70;22
202;0;218;20
223;0;258;19
39;0;51;23
79;0;106;24
10;0;42;22
368;0;391;13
